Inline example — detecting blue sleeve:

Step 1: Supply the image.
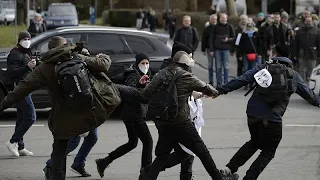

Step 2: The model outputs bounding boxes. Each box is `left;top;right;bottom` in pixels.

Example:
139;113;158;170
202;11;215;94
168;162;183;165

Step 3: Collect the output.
294;72;320;106
218;65;264;94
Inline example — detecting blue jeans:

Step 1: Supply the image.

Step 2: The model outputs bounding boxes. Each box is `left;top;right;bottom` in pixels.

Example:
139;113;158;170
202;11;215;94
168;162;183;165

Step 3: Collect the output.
207;49;215;84
10;94;36;150
46;128;98;168
243;55;262;73
214;50;230;86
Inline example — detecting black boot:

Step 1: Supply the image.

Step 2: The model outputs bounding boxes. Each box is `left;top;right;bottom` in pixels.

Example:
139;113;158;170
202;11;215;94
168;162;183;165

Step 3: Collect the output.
95;156;113;178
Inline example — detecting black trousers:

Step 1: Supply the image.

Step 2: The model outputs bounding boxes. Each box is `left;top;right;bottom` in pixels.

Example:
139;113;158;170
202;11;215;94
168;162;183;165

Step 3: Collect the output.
236;57;243;76
226;116;282;180
143;121;222;180
51;139;68;180
109;120;153;168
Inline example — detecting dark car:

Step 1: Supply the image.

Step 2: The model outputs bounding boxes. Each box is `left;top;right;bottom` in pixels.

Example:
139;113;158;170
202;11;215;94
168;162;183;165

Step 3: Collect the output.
44;3;78;30
0;26;172;109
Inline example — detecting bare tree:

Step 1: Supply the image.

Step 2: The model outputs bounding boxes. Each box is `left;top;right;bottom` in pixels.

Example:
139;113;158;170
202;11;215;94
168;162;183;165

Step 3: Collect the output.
226;0;238;17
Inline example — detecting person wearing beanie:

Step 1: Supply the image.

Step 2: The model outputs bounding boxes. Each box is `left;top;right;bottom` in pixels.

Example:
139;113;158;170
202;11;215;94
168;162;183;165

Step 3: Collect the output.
96;52;153;178
216;40;320;180
139;50;222;180
160;41;193;70
256;12;265;29
4;30;36;158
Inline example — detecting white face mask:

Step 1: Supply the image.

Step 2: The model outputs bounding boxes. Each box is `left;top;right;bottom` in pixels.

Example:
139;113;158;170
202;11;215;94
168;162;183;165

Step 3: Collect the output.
20;40;31;49
254;68;272;88
139;64;149;74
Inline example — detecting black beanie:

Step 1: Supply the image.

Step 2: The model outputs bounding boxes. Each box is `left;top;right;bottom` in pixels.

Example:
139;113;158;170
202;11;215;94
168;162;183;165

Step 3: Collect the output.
274;44;289;58
135;52;150;65
171;42;192;58
18;31;31;42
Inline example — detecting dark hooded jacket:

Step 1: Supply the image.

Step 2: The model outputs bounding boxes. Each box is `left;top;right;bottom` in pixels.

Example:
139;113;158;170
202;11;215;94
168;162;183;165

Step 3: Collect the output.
121;64;151;121
143;54;218;125
5;45;33;91
217;57;320;122
0;44;120;139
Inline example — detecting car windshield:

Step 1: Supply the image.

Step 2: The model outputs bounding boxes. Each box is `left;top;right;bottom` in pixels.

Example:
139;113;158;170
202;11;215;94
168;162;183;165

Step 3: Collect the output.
48;5;76;16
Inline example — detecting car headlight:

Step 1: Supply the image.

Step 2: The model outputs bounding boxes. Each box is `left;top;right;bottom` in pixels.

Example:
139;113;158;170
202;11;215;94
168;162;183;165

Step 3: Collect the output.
46;20;53;24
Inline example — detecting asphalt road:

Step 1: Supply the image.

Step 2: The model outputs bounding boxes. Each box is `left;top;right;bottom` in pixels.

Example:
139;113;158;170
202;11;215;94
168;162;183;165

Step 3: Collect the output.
0;62;319;180
0;31;319;180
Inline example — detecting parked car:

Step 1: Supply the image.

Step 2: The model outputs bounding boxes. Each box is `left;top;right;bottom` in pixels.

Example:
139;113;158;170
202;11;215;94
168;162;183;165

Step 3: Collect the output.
309;64;320;95
0;26;171;109
44;3;78;30
0;8;15;25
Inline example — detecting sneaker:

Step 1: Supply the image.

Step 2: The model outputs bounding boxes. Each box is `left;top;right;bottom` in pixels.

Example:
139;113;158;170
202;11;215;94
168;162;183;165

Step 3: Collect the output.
70;166;91;177
42;166;52;180
18;148;33;156
95;156;113;178
5;141;19;157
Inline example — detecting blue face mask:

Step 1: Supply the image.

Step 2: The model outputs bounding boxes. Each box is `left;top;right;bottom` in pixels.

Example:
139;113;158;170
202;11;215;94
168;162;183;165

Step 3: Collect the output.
247;30;254;37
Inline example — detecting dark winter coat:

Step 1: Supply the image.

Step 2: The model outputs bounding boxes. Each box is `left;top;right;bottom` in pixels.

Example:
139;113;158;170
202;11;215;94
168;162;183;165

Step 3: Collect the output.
209;22;235;51
5;46;32;91
121;64;151;121
143;63;217;126
174;26;199;52
0;44;120;139
217;57;320;122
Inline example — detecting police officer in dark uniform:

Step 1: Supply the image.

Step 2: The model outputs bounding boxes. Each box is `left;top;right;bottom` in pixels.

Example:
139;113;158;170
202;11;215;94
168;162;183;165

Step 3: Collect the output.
216;44;320;180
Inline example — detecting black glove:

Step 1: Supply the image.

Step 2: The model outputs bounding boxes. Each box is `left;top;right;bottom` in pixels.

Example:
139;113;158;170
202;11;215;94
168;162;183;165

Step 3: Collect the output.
216;85;227;95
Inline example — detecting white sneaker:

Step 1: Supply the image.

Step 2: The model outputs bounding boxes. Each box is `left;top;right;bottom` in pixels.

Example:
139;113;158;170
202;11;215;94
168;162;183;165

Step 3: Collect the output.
18;148;33;156
5;141;19;157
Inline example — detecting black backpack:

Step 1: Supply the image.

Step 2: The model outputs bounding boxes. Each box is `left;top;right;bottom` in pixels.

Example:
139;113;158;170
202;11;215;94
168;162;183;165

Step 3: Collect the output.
55;53;93;109
147;69;185;122
254;63;293;106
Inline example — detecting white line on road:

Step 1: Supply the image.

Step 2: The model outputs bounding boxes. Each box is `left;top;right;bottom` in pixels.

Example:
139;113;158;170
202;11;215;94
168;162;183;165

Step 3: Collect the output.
0;124;45;128
147;123;155;126
285;124;320;127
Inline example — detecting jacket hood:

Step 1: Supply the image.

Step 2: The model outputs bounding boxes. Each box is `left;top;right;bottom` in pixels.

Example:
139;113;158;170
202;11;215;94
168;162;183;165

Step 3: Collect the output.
41;44;76;64
270;57;293;68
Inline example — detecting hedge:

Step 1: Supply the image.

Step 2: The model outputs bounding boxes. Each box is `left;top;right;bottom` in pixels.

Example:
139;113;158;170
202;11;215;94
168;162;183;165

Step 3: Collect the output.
102;9;240;39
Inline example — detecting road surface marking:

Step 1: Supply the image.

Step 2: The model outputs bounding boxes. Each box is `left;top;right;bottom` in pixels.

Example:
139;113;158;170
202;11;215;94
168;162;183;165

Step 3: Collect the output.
147;123;155;126
285;124;320;127
0;124;45;128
